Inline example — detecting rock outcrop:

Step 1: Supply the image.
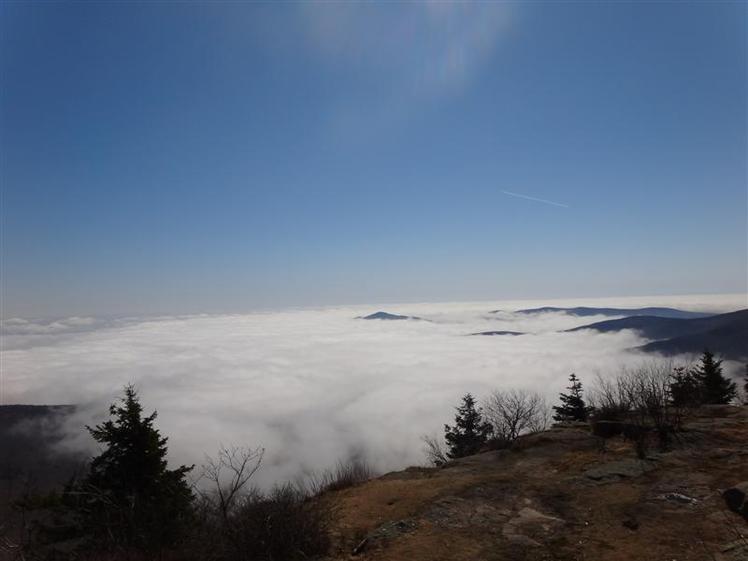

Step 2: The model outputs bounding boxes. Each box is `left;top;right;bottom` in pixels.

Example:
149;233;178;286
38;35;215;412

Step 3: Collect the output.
326;406;748;561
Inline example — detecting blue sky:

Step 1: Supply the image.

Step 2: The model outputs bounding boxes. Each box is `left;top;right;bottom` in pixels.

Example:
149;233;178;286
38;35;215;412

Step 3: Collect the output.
1;1;746;317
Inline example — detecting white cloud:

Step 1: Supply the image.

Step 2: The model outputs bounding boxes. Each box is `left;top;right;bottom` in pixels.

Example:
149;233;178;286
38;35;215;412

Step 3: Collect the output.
1;294;743;488
299;2;511;95
289;1;513;139
1;316;102;336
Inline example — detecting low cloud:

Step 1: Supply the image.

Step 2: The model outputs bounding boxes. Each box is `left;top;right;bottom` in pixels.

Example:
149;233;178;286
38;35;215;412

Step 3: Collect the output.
2;294;743;488
2;316;104;336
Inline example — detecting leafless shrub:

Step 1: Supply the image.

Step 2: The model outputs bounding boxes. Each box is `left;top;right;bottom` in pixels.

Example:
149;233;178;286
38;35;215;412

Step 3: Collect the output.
483;389;550;442
589;373;633;422
190;445;332;561
219;484;332;561
195;445;264;520
590;362;685;451
307;457;374;495
421;434;448;467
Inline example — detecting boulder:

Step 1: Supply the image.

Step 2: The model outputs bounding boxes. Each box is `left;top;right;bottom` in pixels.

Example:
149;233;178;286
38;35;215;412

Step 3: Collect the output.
723;481;748;520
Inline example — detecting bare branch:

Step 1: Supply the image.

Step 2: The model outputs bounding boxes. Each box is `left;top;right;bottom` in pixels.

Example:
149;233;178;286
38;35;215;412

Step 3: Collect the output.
483;389;549;442
421;434;448;467
198;445;264;520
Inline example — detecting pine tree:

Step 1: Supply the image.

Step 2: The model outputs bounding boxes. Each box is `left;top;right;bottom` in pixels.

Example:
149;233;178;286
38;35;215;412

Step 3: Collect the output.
693;350;737;405
81;385;194;551
552;373;590;422
669;366;701;408
444;393;492;459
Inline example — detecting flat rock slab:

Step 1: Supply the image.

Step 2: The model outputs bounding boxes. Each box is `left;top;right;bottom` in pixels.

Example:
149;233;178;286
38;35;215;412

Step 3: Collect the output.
718;539;748;561
352;519;417;555
424;496;510;529
502;507;565;548
584;459;657;481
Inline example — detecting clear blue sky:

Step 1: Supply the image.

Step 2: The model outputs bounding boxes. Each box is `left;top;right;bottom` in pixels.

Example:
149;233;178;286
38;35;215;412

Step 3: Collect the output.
1;1;746;318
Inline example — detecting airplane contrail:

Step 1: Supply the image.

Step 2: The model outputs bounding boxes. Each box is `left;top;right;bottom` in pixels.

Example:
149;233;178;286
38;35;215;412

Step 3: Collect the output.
502;190;570;208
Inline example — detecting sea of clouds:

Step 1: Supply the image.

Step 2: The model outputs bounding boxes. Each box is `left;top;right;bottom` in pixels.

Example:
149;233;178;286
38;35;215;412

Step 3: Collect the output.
1;293;744;488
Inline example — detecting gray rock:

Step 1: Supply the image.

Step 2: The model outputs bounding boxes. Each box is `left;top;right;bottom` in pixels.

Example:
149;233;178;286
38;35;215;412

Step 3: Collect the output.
505;534;542;547
719;539;748;561
501;507;564;548
660;492;698;505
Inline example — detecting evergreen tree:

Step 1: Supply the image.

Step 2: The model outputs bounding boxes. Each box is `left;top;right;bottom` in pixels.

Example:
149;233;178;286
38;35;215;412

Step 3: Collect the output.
693;350;737;405
669;366;701;408
552;373;590;422
444;393;491;459
743;364;748;405
81;385;194;551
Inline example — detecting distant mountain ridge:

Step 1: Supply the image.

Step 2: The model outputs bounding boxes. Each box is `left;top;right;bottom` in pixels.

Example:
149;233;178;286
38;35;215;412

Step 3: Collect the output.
567;309;748;361
357;311;424;321
497;306;712;319
470;330;525;337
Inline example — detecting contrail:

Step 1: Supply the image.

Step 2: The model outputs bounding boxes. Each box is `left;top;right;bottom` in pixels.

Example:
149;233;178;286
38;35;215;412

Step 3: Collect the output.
502;190;569;208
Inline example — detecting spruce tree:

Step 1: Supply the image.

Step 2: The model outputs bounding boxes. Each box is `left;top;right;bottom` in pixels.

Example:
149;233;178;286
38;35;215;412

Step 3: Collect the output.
444;393;492;459
693;350;737;405
81;385;194;551
552;373;590;422
669;366;700;408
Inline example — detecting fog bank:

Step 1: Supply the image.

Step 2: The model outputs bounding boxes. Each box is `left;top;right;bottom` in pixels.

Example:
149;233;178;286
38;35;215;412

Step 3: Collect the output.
2;294;744;487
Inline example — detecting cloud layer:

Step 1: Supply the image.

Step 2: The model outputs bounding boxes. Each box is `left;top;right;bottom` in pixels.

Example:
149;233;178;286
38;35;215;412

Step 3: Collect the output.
2;294;743;488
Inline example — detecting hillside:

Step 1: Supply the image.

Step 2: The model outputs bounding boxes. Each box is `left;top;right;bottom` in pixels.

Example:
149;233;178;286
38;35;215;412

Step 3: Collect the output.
566;309;748;361
640;327;748;361
324;406;748;561
504;307;712;319
469;330;525;336
2;405;747;560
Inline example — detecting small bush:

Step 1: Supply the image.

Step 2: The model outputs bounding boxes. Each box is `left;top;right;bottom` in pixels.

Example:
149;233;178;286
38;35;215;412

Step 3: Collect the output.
590;363;684;452
218;484;331;561
484;436;512;451
309;457;374;494
189;484;331;561
590;419;624;439
590;402;631;423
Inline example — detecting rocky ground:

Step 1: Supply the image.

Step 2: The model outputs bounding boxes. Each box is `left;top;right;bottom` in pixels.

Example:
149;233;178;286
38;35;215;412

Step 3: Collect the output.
325;406;748;561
